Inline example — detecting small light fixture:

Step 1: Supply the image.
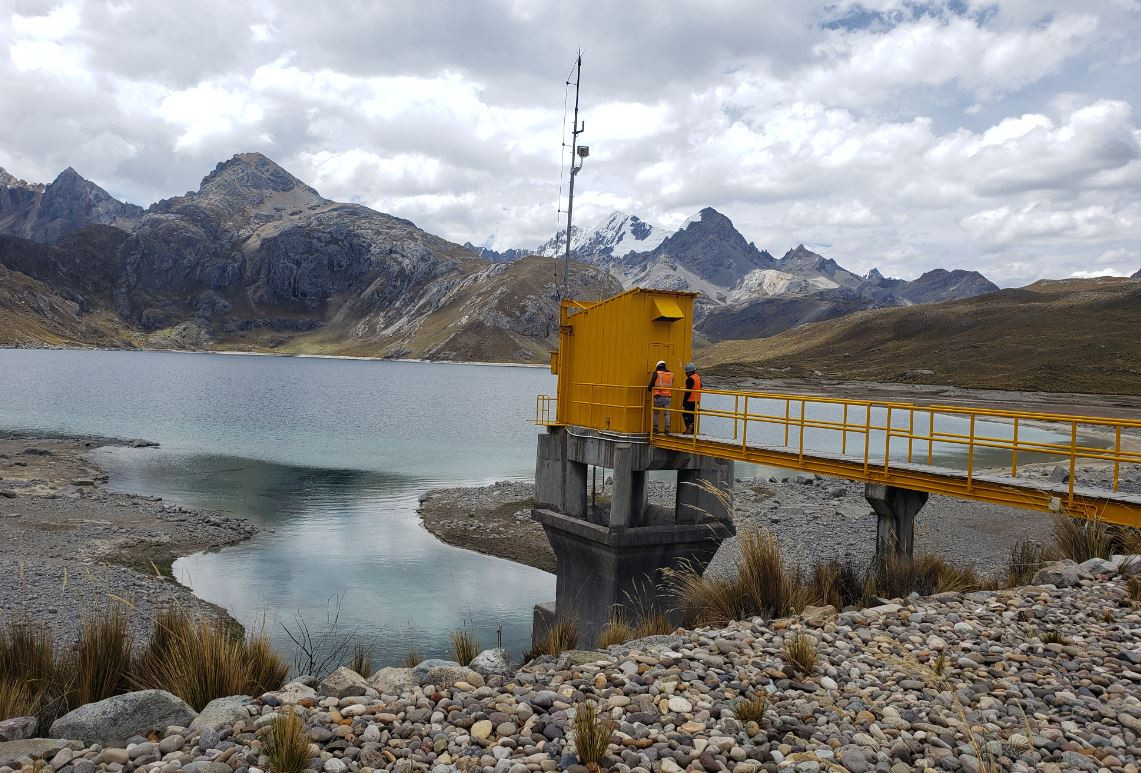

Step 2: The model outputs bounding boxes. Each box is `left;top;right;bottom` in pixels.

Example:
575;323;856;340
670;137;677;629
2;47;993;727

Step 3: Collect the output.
577;145;590;159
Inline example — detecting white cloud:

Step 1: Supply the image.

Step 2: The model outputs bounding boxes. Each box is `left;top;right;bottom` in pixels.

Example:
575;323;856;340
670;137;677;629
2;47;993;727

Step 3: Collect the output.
0;0;1138;284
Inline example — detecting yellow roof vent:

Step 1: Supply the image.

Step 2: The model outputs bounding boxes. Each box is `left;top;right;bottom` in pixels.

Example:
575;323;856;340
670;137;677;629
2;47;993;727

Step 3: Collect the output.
652;296;684;321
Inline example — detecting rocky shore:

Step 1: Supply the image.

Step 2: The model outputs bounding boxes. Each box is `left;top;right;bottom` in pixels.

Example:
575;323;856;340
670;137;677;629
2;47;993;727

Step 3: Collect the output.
3;562;1139;772
0;434;257;646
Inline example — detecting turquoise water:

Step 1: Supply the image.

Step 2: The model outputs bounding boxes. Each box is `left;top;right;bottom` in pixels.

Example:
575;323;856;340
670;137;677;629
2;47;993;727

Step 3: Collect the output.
0;349;556;667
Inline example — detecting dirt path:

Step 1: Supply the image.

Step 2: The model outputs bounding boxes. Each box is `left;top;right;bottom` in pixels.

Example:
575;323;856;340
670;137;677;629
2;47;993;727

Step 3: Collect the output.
0;434;257;648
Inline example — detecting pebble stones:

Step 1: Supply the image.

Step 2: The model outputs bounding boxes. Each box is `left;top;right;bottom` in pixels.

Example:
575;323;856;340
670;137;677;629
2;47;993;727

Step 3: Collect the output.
11;574;1141;773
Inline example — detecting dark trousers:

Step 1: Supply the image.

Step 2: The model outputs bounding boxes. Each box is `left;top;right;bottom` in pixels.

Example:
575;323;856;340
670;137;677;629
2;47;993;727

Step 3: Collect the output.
683;400;696;432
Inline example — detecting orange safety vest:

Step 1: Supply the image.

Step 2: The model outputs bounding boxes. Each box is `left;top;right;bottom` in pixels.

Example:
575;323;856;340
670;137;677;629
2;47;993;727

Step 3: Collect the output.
653;370;674;397
689;373;702;403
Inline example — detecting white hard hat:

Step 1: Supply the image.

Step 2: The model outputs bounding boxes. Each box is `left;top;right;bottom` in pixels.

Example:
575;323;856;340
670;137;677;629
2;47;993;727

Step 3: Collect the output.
656;360;666;368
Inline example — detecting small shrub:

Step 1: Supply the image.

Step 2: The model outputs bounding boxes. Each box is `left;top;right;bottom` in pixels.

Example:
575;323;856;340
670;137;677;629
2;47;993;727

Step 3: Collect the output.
733;693;768;723
1101;608;1117;623
806;558;866;609
349;644;373;679
932;650;947;677
868;553;980;599
262;706;310;773
739;529;796;617
72;608;132;706
596;617;634;649
784;631;817;675
403;650;424;668
451;629;480;667
572;699;615;769
670;568;747;626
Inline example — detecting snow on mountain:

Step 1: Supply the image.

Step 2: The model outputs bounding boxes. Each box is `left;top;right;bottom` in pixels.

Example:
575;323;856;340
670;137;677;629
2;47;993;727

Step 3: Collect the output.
537;211;669;263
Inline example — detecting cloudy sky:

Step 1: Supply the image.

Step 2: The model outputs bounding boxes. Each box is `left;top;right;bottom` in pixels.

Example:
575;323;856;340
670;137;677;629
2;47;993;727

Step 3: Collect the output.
1;0;1139;285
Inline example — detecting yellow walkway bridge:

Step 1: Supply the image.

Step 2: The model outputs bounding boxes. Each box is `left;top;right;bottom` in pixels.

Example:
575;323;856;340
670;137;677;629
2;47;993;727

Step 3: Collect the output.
540;386;1141;527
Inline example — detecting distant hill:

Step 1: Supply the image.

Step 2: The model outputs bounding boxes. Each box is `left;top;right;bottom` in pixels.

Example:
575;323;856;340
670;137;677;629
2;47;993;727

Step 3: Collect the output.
702;277;1141;394
0;167;142;242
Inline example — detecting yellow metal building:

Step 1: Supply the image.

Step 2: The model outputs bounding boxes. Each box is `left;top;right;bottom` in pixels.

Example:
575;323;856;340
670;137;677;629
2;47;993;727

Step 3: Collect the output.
552;288;696;433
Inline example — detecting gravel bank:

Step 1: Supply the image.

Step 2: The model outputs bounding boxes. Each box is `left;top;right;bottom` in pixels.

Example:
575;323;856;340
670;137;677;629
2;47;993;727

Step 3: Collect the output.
418;458;1141;579
11;569;1141;772
0;434;258;647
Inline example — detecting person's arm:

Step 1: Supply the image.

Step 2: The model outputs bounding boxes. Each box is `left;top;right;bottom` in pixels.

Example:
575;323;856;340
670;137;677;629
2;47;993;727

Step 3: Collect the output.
685;375;695;400
648;372;657;392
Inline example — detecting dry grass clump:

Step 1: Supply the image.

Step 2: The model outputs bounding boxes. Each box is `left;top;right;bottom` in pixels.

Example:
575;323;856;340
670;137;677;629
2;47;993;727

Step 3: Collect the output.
72;609;132;706
572;699;615;770
1050;513;1112;562
867;552;981;599
403;650;424;668
803;558;866;609
1127;577;1141;605
528;617;580;658
631;612;674;639
262;706;310;773
0;619;64;724
0;679;38;722
672;528;802;626
733;693;768;724
783;631;817;675
349;644;373;679
132;607;287;710
1006;541;1053;586
1040;630;1071;646
450;629;480;667
596;616;635;649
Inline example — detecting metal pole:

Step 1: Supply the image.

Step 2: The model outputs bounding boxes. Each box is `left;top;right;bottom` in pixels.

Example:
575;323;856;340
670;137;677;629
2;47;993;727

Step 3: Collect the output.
562;53;583;300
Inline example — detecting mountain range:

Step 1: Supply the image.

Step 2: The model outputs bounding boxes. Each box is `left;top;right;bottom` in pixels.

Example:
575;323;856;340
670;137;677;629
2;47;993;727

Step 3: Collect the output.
0;152;1027;364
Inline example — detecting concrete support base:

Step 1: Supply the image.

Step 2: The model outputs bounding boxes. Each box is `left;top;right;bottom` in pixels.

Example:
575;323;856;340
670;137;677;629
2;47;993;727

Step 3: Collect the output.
865;483;928;559
533;426;735;649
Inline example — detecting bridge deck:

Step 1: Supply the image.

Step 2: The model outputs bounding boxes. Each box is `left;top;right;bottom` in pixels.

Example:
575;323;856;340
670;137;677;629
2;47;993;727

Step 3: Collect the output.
651;431;1141;527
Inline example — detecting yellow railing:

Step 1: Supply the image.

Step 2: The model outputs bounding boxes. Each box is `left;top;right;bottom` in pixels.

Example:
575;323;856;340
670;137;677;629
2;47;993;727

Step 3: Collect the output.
535;394;557;426
536;382;1141;525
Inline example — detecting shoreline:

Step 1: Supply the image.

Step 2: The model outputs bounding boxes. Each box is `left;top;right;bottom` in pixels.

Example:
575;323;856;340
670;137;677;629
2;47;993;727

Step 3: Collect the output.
0;433;258;647
0;343;547;369
419;457;1141;580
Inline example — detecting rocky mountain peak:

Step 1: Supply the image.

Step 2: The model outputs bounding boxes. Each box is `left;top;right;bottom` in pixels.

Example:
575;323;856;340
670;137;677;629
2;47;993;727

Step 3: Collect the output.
1132;266;1140;279
865;267;885;282
198;153;323;203
0;167;44;192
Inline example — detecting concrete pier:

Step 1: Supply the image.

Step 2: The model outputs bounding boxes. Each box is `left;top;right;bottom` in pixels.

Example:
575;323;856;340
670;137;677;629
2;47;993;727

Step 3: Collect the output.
533;426;734;647
865;483;928;559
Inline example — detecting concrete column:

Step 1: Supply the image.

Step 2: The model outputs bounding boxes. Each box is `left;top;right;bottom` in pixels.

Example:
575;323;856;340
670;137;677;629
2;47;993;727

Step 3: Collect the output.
865;483;927;559
564;461;588;518
675;459;734;524
610;443;635;527
534;430;565;511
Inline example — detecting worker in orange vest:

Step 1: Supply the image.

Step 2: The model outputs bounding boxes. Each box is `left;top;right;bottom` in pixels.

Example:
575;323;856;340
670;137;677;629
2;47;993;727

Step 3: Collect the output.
647;360;674;434
682;362;702;434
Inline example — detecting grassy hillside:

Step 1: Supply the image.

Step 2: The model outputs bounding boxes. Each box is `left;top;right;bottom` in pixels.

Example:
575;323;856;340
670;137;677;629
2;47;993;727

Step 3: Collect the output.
0;265;136;348
702;277;1141;394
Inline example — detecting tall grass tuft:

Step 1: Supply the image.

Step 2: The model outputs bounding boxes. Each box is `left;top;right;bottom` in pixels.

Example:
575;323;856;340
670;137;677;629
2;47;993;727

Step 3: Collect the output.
572;699;615;770
132;607;288;710
783;631;817;676
262;706;310;773
247;633;289;694
631;612;674;639
868;552;980;599
349;644;373;679
403;650;424;668
596;616;634;649
0;679;37;722
1050;512;1112;562
1006;541;1052;587
451;629;480;667
805;558;866;609
529;617;579;658
72;608;132;706
671;528;801;626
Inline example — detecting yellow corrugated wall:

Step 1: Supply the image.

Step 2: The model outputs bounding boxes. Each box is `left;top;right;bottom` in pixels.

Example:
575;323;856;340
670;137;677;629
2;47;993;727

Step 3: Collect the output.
555;288;695;433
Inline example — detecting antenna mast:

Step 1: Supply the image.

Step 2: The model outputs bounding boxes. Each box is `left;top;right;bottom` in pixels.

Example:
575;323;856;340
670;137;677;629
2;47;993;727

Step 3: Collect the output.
562;51;587;300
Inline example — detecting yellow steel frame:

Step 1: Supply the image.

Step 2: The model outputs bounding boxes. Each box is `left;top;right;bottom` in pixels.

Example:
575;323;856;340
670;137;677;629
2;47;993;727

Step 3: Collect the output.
535;384;1141;527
